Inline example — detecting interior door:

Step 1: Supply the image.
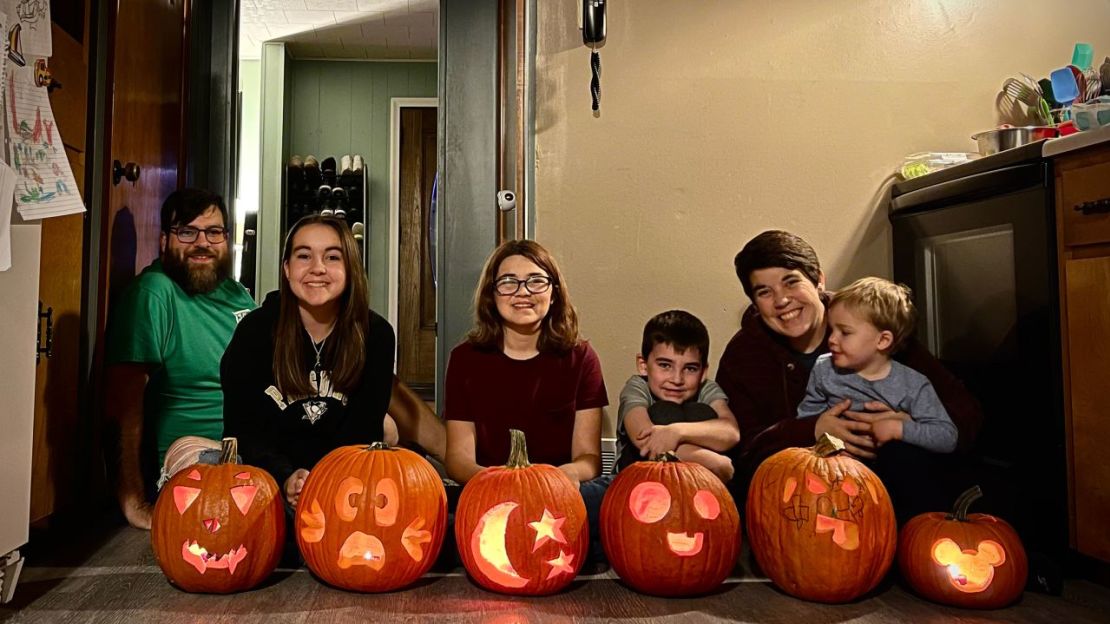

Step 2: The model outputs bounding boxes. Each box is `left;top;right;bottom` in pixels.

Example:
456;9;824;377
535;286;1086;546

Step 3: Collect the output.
397;107;437;392
90;0;189;499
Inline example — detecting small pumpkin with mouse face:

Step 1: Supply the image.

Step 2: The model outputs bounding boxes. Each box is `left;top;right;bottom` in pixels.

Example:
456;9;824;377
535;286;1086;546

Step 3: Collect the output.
899;486;1027;609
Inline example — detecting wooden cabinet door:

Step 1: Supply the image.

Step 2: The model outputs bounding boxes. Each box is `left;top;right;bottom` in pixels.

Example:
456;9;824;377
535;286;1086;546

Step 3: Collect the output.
1064;253;1110;561
30;7;91;523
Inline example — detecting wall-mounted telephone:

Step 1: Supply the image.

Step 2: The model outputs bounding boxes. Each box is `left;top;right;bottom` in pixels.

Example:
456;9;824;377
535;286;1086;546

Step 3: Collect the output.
582;0;606;48
579;0;607;114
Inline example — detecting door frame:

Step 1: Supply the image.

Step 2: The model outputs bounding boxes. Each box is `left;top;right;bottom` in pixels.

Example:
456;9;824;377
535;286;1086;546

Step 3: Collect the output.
388;97;438;329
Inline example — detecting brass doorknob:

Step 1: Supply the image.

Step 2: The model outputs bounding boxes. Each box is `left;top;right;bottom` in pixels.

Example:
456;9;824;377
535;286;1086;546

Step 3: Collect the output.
112;160;141;185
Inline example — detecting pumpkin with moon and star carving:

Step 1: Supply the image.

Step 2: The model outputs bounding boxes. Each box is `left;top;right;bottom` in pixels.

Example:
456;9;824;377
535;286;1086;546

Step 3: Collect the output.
455;429;588;595
899;486;1027;608
601;454;740;596
295;442;448;592
746;434;897;603
151;438;285;593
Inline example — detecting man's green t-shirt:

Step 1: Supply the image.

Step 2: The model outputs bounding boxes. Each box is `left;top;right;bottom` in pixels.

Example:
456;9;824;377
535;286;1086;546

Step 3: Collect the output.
106;259;255;465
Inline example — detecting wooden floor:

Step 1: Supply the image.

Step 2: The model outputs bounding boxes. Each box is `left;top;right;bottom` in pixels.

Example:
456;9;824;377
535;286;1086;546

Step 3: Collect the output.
4;517;1110;624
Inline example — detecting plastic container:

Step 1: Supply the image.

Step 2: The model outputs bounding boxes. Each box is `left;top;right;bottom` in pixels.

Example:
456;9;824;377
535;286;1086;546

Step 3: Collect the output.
1072;43;1094;72
1051;67;1080;104
1072;96;1110;131
899;152;980;180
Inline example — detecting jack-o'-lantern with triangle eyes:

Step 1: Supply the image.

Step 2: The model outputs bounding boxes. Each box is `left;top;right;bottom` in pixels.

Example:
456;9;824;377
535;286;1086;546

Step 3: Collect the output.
152;438;285;593
455;430;588;595
601;454;740;596
746;434;897;603
296;443;447;592
899;486;1027;609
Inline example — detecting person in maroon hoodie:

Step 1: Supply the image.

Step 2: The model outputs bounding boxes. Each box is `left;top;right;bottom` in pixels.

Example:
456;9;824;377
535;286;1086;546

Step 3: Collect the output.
716;230;983;522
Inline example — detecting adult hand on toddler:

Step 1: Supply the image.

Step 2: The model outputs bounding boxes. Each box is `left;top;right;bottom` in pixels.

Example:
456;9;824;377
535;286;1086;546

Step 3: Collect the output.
815;399;877;459
285;468;310;507
870;418;904;446
637;424;682;459
845;401;911;426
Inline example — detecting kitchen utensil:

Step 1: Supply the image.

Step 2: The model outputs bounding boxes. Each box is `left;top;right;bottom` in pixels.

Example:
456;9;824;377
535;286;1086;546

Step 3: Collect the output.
1073;96;1110;131
1072;43;1094;71
1050;67;1080;104
1003;78;1053;125
1101;57;1110;96
971;126;1060;156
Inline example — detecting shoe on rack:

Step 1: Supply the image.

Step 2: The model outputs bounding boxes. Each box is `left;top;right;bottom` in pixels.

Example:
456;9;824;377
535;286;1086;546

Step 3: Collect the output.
340;154;352;175
321;156;337;174
304;155;321;186
320;208;334;217
331;186;347;202
322;168;337;188
287;155;304;186
351;154;364;174
317;184;332;199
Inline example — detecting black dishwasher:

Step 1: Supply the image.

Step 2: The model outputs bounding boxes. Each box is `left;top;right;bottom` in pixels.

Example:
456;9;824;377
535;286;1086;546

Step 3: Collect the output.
889;141;1066;577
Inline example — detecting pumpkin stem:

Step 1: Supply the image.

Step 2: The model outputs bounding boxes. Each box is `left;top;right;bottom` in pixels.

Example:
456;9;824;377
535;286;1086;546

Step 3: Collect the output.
219;437;238;464
367;441;391;451
506;429;532;469
948;485;984;521
650;451;681;463
812;433;846;457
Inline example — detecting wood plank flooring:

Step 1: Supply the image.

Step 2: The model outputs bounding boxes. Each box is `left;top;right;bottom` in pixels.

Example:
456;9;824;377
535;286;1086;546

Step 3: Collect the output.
4;518;1110;624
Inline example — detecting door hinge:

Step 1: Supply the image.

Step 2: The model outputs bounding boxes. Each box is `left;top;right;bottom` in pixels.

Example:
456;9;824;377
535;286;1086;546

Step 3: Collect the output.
36;301;53;363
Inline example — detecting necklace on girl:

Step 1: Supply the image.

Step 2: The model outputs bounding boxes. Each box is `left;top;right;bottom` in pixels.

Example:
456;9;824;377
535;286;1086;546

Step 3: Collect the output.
302;332;329;424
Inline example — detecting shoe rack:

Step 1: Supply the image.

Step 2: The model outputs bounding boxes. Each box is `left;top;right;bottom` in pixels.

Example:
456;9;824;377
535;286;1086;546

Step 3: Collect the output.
284;154;368;256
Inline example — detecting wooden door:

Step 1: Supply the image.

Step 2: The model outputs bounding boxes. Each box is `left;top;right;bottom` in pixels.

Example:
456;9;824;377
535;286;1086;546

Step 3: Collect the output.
29;2;91;523
1063;252;1110;562
396;107;437;392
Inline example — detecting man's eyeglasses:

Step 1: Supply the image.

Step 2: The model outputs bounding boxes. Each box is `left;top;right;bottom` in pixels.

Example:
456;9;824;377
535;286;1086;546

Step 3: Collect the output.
169;226;228;244
494;275;553;296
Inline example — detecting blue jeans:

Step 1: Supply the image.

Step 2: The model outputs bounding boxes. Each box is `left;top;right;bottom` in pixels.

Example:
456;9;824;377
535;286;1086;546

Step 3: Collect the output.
580;474;613;564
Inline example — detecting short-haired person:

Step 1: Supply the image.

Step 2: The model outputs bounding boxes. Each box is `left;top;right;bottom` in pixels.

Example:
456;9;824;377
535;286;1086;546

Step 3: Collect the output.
616;310;740;482
105;188;256;529
444;239;610;556
716;230;982;521
221;215;445;513
797;278;957;454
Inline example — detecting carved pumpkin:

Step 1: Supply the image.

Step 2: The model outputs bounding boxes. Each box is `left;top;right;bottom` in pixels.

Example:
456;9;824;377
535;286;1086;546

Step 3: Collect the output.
455;429;588;595
600;454;740;596
899;486;1027;608
296;442;447;592
151;438;285;593
746;434;897;603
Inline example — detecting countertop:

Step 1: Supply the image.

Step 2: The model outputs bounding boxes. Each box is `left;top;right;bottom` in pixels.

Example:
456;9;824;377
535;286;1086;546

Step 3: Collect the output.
1042;125;1110;157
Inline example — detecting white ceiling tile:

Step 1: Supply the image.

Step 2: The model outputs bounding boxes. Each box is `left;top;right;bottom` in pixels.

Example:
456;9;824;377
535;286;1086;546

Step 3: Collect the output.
267;23;318;38
357;0;406;11
266;0;308;9
282;10;337;25
408;0;436;13
304;0;358;10
241;23;272;40
332;11;369;24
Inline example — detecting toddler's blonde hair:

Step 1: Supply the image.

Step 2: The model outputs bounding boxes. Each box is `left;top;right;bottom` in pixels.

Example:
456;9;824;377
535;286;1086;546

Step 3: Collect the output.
830;277;916;352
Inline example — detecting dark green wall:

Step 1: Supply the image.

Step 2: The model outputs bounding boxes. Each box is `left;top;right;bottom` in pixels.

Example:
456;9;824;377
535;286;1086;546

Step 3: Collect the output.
287;60;437;309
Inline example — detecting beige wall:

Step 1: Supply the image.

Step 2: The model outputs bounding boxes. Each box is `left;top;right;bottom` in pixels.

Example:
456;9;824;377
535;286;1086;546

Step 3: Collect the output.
534;0;1110;434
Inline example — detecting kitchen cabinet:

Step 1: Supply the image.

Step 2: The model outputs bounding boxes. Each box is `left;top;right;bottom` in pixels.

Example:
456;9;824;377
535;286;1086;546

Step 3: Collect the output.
1055;142;1110;563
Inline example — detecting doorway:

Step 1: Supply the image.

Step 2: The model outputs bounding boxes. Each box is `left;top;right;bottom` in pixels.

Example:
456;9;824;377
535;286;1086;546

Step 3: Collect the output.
390;99;438;396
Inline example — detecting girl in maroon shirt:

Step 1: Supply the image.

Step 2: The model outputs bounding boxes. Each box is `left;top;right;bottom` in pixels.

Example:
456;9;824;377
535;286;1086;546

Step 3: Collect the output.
444;240;610;563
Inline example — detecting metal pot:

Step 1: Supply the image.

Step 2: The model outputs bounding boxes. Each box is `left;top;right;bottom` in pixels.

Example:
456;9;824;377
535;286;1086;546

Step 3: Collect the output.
971;126;1059;156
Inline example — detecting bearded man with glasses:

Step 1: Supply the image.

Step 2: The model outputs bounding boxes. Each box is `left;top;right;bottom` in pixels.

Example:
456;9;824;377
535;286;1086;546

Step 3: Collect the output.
104;188;256;529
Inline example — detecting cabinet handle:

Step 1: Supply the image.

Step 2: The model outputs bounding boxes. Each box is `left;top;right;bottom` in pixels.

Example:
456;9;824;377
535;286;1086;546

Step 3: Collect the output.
1074;198;1110;215
36;302;53;363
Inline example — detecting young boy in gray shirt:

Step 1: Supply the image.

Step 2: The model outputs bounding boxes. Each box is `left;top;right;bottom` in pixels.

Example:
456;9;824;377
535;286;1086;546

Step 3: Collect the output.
797;277;957;454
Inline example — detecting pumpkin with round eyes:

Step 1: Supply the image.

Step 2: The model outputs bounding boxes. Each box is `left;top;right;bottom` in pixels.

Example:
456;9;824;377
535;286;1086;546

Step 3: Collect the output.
151;438;285;593
899;486;1027;608
455;429;588;596
746;434;896;603
295;442;447;592
600;454;740;596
